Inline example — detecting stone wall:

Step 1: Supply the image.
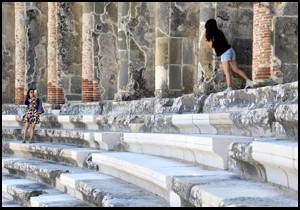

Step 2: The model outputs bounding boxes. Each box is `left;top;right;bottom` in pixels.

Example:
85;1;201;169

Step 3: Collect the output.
115;2;156;101
271;2;298;84
1;2;298;104
94;2;118;100
25;2;48;102
2;3;15;103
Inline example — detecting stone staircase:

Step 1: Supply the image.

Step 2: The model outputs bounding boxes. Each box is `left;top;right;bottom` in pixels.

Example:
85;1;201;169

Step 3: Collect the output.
2;82;298;207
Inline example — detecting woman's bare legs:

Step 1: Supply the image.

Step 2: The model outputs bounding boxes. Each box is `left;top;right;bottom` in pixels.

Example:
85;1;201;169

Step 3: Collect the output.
221;61;232;88
23;121;30;143
30;123;36;143
229;60;249;81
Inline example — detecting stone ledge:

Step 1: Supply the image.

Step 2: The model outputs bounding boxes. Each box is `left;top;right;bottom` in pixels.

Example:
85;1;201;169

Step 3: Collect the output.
123;133;253;169
275;104;298;139
3;104;296;138
203;81;298;113
2;127;122;150
172;108;277;137
229;139;298;191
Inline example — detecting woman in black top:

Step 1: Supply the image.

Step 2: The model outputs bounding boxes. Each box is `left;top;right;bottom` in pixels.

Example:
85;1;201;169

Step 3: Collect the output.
22;89;40;143
205;19;253;93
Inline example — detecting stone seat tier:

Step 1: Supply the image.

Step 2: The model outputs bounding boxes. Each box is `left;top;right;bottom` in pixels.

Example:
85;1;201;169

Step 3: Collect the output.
123;133;253;169
229;139;298;191
2;174;89;207
2;156;169;207
2;127;123;151
2;140;104;168
2;103;297;139
3;129;253;170
2;197;23;207
91;152;298;207
2;82;298;117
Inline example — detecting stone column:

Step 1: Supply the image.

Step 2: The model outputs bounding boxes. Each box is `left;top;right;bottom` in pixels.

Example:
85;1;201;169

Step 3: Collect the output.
47;2;66;104
15;2;26;104
115;2;130;100
252;2;272;86
47;2;57;104
196;2;215;94
82;2;95;102
55;3;67;104
155;2;199;98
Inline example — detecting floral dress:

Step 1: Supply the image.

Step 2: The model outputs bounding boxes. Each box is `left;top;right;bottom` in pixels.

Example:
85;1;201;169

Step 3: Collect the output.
22;97;40;124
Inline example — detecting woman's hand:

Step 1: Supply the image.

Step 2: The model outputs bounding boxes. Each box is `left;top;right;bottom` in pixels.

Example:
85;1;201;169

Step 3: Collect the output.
207;40;213;48
32;101;38;108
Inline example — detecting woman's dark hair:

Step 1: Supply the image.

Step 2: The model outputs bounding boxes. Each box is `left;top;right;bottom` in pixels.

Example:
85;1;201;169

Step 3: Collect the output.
27;88;34;99
205;19;219;41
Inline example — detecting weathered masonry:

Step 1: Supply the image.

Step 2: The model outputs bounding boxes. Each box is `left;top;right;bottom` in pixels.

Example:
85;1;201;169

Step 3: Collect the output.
2;2;298;104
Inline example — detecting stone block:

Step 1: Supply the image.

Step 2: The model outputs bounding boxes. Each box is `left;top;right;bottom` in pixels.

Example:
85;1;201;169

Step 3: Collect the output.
282;2;298;15
172;114;199;133
155;38;169;66
281;64;298;84
155;66;168;90
70;77;82;93
118;30;128;50
231;39;252;65
169;38;182;64
157;2;170;35
200;7;215;22
275;17;298;64
252;140;298;190
82;2;94;13
182;65;194;92
169;65;182;89
182;39;193;65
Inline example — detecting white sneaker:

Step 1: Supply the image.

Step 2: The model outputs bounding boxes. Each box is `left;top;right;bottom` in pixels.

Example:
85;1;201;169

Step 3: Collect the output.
223;87;233;93
244;79;254;89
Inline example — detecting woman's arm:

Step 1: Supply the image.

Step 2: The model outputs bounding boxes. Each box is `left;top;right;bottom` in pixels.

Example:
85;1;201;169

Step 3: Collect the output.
207;40;213;48
24;98;29;108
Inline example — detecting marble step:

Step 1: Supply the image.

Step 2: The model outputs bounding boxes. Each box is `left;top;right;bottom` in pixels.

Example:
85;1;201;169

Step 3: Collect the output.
2;140;103;168
123;133;253;169
91;152;298;207
2;174;89;207
2;156;168;207
2;127;123;150
229;139;298;191
172;175;298;207
2;197;22;207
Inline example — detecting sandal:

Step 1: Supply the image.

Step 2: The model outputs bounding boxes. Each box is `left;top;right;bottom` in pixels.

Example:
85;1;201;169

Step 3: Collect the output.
22;140;26;143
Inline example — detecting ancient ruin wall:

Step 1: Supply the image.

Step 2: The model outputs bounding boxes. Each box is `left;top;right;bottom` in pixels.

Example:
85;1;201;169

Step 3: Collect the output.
2;3;15;103
271;2;298;84
1;2;298;104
